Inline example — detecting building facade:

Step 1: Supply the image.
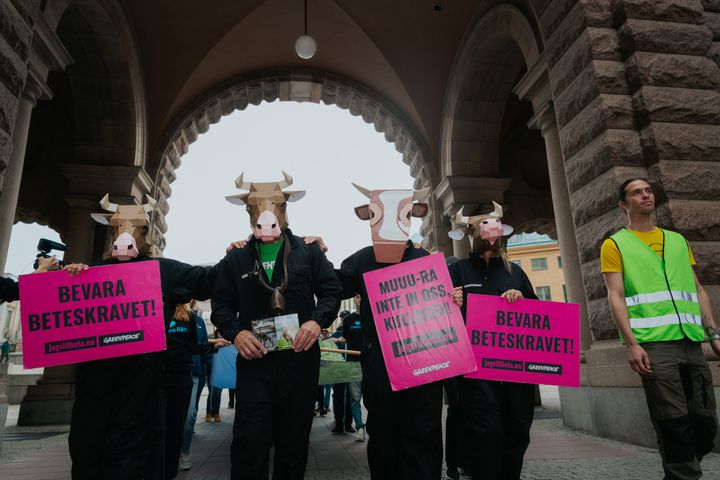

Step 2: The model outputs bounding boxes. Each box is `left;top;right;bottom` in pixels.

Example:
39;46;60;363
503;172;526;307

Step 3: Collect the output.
0;0;718;449
508;233;566;303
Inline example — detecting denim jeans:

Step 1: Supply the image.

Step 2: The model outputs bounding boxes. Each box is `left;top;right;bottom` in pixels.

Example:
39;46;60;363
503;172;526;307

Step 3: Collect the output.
181;376;199;454
347;380;364;428
207;386;222;416
323;385;331;409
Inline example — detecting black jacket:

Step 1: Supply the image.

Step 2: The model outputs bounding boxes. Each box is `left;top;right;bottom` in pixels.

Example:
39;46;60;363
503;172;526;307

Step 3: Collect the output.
337;243;429;348
0;277;19;302
211;230;342;342
449;254;538;320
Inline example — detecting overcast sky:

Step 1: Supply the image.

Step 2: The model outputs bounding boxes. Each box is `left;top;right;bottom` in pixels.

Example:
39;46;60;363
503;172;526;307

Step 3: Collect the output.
5;101;419;275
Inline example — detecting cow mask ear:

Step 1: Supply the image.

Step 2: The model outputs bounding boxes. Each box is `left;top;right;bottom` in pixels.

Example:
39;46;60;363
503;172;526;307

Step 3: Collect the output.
225;194;249;206
411;203;429;218
91;213;112;225
285;190;306;202
355;205;371;221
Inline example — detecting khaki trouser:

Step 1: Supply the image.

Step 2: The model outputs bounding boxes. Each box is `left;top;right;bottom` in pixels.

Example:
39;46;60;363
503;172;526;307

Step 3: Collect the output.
641;340;718;480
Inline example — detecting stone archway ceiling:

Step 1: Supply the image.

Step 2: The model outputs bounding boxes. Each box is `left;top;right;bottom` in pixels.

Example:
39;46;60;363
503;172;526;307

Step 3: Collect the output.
149;70;436;251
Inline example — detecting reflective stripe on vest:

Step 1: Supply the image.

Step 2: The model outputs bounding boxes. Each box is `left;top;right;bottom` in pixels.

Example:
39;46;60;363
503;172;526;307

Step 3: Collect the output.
629;312;703;330
625;290;698;307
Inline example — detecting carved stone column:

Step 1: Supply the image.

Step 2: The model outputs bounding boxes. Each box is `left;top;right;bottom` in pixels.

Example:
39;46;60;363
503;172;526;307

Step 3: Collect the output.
0;69;52;272
529;103;592;352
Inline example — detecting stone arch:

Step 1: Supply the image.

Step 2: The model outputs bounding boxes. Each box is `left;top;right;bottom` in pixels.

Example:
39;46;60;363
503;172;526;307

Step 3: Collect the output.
441;4;541;179
149;69;438;251
54;0;147;167
438;4;556;239
18;0;147;240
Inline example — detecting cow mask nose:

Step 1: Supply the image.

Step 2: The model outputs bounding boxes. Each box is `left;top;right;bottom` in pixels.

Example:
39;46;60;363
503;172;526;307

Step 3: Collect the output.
112;231;139;261
253;210;282;242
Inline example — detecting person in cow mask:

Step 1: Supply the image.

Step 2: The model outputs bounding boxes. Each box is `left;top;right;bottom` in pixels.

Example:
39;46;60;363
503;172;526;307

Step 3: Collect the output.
65;194;219;480
211;172;341;480
447;201;538;480
329;183;445;479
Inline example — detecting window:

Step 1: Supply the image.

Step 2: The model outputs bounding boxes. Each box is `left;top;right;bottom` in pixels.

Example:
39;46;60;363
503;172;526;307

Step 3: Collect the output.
531;258;548;271
557;256;563;268
563;285;568;302
511;259;521;267
536;286;552;301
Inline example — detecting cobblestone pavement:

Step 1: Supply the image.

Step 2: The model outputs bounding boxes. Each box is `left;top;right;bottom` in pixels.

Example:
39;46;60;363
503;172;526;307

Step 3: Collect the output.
2;394;720;479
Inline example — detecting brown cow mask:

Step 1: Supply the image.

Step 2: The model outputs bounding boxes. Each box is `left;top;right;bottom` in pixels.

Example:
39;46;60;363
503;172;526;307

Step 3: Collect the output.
90;194;158;261
353;183;430;264
448;201;514;252
225;171;305;242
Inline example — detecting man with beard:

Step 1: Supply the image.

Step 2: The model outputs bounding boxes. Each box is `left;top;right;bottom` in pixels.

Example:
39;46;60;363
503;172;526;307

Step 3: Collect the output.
211;172;341;480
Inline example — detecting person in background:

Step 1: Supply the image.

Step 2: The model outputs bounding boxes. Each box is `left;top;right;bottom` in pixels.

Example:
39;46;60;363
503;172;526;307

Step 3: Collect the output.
179;306;228;471
316;329;334;417
0;339;10;363
335;299;366;441
228;388;236;409
205;328;225;423
330;324;355;435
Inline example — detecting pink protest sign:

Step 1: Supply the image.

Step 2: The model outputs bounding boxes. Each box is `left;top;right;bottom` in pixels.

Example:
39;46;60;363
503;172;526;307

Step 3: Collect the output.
19;261;165;369
363;253;477;391
465;294;580;387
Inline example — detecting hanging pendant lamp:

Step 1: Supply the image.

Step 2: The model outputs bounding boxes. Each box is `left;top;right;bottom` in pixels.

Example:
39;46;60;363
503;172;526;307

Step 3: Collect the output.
294;0;317;59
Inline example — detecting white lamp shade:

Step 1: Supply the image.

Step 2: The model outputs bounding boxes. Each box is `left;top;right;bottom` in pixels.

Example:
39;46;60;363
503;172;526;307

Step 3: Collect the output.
294;35;317;59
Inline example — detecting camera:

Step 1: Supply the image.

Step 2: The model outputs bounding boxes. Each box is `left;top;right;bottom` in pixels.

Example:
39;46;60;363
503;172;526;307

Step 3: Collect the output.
33;238;66;270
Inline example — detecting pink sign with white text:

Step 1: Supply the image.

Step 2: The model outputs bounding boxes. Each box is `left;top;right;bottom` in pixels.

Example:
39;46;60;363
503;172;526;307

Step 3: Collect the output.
19;261;165;369
465;294;580;387
363;253;477;391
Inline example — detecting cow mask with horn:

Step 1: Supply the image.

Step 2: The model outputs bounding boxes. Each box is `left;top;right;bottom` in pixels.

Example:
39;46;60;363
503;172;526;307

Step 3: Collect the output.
448;201;514;252
225;171;305;242
353;184;431;264
91;194;158;261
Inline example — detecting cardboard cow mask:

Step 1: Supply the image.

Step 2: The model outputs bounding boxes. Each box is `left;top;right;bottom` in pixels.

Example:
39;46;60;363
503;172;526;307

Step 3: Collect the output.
448;201;514;251
91;194;158;261
225;171;305;242
353;183;430;264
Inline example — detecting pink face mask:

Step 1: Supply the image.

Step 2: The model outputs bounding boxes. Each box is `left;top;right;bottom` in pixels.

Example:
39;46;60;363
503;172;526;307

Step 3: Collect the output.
478;218;505;245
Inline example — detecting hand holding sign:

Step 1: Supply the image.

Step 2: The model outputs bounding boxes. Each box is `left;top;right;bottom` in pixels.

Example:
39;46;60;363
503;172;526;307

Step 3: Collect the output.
500;289;523;303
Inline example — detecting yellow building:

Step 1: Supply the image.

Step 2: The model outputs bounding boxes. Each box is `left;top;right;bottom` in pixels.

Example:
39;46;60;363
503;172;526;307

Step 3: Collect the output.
507;233;567;303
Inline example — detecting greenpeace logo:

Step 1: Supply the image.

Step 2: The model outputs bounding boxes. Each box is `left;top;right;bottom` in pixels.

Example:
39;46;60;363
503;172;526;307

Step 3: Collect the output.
413;361;450;376
98;330;144;346
525;362;562;375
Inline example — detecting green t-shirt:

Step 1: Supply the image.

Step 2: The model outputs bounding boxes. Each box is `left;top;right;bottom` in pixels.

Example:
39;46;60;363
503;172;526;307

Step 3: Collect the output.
257;240;284;280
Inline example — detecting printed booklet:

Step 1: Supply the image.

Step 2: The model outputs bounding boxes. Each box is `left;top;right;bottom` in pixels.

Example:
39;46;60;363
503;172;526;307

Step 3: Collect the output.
251;313;299;352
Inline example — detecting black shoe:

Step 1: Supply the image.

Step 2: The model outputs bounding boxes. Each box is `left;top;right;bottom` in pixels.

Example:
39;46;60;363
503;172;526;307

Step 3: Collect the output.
331;424;344;434
446;467;460;480
319;409;327;417
344;424;356;433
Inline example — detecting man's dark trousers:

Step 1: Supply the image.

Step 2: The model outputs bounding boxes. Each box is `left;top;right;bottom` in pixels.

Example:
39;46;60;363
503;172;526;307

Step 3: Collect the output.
362;347;443;479
231;346;319;480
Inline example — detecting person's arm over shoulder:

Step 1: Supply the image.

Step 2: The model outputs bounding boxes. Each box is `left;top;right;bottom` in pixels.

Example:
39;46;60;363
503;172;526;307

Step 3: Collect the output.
162;258;214;303
211;252;243;343
308;243;342;329
0;277;19;302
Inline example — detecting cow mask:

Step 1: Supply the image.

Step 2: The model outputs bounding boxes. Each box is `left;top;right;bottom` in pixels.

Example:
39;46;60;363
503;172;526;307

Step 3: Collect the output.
448;201;513;252
353;183;430;264
91;194;158;261
225;171;305;243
